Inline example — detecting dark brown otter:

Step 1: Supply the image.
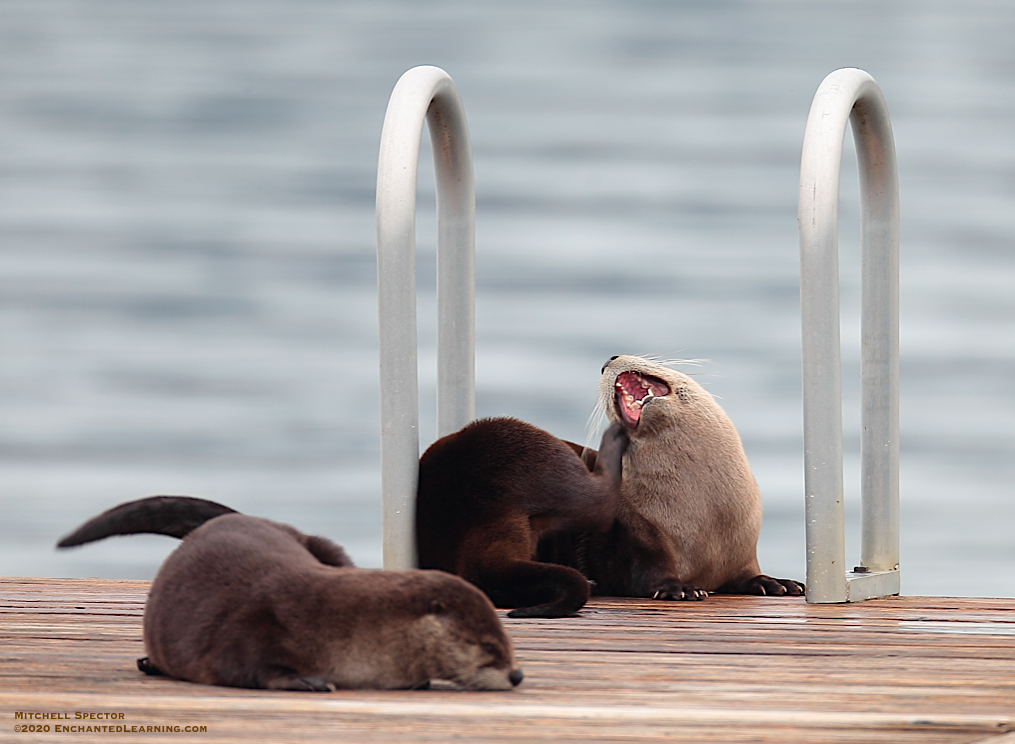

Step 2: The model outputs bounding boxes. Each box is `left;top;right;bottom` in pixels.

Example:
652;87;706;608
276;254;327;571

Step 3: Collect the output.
58;496;522;691
540;355;804;601
415;417;629;618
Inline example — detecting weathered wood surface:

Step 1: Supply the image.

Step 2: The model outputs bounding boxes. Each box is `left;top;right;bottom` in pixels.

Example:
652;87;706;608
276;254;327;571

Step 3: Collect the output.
1;577;1013;742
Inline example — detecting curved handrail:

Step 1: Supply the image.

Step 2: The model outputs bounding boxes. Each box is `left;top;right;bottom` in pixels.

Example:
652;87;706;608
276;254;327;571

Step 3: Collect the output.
376;66;476;570
798;68;900;603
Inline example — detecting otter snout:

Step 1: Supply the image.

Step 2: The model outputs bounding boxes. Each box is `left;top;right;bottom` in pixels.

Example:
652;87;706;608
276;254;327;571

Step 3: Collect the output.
611;369;671;429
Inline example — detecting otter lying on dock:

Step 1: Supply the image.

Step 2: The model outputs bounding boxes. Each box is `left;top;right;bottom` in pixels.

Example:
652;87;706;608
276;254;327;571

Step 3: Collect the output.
58;496;523;691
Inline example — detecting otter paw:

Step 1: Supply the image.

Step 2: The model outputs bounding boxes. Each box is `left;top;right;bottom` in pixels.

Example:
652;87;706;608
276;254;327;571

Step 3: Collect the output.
266;674;337;692
600;422;630;452
650;580;707;601
738;575;805;596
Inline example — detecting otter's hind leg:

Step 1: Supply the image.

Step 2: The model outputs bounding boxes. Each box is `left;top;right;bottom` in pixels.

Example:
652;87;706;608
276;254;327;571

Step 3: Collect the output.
459;516;590;618
481;560;591;619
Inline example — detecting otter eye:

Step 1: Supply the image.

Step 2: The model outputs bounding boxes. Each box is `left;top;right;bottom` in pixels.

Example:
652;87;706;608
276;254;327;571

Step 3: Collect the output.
481;643;497;657
602;355;619;373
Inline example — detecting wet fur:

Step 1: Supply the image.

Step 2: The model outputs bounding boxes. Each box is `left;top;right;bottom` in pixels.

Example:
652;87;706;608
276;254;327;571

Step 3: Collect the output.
58;497;522;691
540;355;804;600
416;417;629;618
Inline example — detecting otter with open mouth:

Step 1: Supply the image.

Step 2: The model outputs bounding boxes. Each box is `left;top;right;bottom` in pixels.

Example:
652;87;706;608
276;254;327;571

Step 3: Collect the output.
540;355;804;601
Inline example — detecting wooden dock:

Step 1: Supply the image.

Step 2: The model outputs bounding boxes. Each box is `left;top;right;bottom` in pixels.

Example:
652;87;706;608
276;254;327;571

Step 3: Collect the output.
2;577;1013;743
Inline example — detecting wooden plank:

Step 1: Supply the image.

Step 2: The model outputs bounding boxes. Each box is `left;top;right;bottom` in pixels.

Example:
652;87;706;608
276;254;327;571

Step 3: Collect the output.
1;578;1013;743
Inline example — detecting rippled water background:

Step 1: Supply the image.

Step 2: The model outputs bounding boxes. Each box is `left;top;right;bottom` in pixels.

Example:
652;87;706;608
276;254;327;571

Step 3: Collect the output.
2;0;1013;597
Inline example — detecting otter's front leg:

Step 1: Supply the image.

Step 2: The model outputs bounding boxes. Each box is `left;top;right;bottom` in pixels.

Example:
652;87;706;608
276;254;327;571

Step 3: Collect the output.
648;578;708;601
262;674;338;692
715;574;804;597
589;511;707;601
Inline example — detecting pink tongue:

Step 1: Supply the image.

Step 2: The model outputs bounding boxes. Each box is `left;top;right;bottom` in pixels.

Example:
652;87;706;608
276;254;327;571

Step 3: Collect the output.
615;371;668;427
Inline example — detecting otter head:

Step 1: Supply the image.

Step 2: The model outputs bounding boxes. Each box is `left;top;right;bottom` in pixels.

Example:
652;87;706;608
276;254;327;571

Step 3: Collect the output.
598;355;705;436
416;575;523;691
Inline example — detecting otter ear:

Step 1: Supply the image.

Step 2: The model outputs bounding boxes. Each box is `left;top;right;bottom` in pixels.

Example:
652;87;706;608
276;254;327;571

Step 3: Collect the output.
429;599;446;615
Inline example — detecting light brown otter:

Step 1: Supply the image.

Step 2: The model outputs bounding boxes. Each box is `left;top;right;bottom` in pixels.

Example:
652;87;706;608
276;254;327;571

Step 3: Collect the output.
58;497;522;691
540;355;803;600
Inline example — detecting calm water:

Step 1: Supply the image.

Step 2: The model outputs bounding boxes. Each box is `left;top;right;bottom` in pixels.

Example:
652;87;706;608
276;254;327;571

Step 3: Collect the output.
2;0;1013;597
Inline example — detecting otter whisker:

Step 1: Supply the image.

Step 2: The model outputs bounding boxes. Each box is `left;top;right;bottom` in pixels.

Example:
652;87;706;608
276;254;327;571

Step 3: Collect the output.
584;401;609;452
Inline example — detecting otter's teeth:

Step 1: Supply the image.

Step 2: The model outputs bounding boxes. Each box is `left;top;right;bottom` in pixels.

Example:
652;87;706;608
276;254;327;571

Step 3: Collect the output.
619;385;637;410
637;390;653;407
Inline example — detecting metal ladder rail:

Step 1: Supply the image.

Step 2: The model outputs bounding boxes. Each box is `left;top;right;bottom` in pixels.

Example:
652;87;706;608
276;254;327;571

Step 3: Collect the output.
376;66;476;570
373;64;901;590
798;68;901;603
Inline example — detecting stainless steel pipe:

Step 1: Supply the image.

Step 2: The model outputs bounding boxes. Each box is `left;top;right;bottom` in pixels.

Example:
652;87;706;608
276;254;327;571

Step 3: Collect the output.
376;66;476;570
798;68;900;603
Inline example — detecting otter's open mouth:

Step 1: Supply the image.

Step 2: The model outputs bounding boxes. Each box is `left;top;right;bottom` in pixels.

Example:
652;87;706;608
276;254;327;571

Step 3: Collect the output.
614;371;670;428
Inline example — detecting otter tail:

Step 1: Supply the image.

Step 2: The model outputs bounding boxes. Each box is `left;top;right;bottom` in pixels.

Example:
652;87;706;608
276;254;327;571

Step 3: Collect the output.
57;496;238;548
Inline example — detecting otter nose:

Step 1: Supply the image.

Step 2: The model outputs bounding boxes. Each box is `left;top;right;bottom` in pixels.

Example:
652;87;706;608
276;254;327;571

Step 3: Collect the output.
509;668;524;687
601;355;619;373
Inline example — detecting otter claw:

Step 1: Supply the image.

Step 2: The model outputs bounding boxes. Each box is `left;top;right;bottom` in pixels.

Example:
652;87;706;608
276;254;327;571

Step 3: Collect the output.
650;580;707;601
